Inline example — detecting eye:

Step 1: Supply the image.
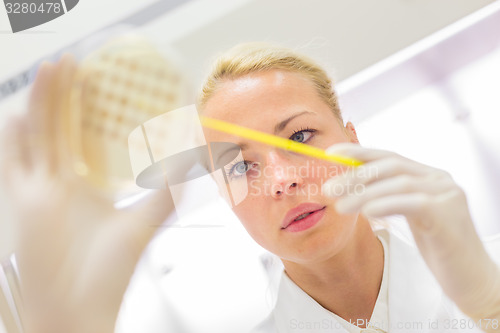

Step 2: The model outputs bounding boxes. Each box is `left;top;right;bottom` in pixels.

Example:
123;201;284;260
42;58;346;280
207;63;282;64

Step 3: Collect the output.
289;129;316;143
226;160;257;179
234;161;250;175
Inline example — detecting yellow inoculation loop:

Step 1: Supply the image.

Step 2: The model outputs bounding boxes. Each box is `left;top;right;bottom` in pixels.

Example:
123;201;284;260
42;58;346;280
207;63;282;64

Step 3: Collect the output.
200;116;363;167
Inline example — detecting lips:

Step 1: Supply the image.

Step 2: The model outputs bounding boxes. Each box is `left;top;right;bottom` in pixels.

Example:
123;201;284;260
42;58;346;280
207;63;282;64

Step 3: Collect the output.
281;203;326;230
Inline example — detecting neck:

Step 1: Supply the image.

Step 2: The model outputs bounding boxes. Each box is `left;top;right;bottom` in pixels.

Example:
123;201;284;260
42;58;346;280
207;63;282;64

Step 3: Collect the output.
281;215;384;328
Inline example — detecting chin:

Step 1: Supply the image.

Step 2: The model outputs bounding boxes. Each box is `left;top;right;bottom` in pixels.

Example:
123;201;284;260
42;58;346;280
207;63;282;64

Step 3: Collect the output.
281;233;342;264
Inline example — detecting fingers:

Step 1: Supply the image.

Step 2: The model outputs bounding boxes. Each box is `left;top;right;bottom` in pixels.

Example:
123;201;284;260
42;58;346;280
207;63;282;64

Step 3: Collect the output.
322;153;440;198
27;61;57;172
322;159;425;198
26;55;77;176
0;117;31;183
322;144;457;220
359;193;448;234
1;55;77;186
360;193;431;220
53;54;77;175
323;156;452;195
332;175;454;215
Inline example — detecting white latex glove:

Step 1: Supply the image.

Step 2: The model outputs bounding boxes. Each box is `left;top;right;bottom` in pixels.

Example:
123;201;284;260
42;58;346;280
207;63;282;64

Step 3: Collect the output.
322;143;500;332
0;56;174;333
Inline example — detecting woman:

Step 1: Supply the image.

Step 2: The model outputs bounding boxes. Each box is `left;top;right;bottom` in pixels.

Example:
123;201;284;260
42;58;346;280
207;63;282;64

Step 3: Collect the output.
197;43;500;332
1;44;499;333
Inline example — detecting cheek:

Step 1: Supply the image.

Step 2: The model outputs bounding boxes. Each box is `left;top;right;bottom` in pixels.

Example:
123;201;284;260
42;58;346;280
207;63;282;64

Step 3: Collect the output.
232;197;274;245
302;161;345;188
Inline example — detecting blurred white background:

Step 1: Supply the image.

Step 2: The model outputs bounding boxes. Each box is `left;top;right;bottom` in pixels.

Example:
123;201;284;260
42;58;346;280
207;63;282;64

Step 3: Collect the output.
1;0;500;332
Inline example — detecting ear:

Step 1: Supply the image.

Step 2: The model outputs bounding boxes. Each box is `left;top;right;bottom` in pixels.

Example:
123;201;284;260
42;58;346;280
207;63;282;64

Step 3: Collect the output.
344;121;360;144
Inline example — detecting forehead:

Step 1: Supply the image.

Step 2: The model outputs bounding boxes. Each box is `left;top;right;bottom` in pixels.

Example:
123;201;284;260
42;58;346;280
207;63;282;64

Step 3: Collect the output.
201;70;327;141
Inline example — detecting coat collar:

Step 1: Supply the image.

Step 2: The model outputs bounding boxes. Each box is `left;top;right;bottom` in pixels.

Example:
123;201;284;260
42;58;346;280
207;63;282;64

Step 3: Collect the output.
273;270;349;332
270;229;457;333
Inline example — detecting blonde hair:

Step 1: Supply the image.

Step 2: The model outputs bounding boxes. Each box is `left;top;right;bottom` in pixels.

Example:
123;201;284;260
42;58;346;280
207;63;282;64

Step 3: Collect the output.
198;42;343;122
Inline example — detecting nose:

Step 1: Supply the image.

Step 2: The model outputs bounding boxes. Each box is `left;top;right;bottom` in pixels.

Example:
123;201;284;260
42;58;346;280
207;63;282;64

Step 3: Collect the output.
266;151;304;199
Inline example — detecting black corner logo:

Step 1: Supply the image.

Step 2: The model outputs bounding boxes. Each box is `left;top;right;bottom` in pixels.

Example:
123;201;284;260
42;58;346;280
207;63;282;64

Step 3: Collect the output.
4;0;79;33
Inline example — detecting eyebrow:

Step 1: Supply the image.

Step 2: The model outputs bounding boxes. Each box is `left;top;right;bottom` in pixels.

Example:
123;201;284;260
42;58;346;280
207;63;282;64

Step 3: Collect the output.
213;111;313;165
273;111;314;134
214;143;248;167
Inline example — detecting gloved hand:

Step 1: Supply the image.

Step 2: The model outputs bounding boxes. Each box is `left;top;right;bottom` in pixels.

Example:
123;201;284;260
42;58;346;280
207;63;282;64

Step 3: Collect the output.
322;143;500;332
0;55;174;333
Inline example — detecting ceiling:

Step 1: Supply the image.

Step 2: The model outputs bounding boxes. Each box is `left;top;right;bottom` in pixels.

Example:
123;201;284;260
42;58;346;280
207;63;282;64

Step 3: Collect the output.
0;0;498;107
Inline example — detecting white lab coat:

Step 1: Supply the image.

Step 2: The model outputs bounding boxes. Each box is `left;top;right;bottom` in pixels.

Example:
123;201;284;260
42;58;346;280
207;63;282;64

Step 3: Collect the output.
252;228;500;333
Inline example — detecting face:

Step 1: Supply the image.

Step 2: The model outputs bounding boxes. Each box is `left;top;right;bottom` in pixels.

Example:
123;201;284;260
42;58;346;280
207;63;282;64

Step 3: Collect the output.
202;70;361;265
